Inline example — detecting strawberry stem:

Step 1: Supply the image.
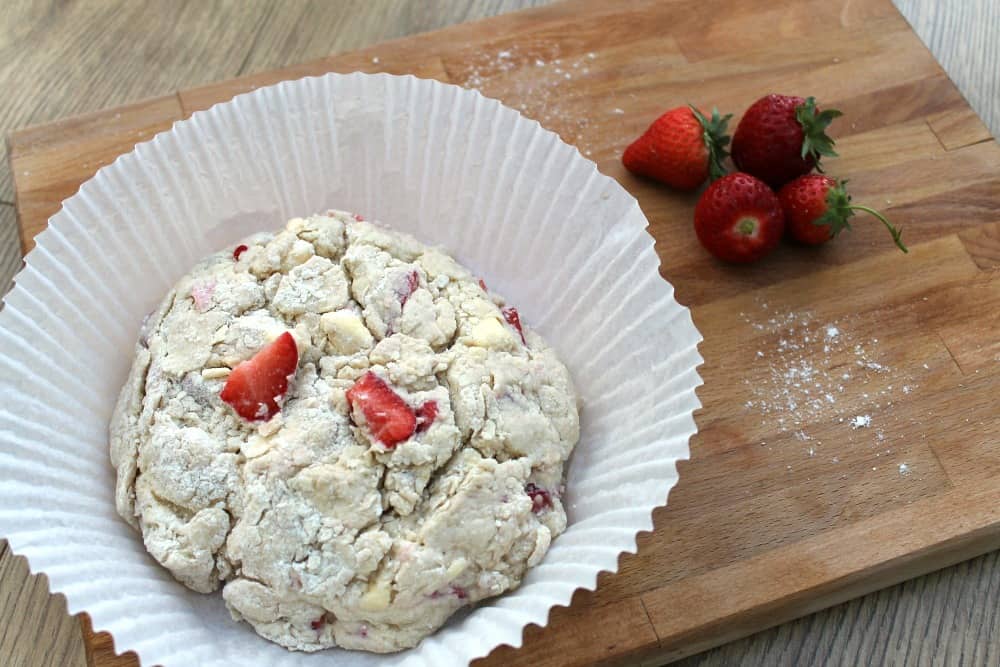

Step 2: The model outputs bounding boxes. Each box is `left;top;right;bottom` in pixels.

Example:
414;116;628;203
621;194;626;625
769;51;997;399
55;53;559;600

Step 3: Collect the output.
820;179;907;254
848;205;908;253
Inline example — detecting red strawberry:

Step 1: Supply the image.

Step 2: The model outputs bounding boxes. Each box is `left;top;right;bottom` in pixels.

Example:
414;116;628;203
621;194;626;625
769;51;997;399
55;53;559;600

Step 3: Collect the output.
346;371;416;448
732;95;842;188
622;106;731;191
778;175;907;252
525;483;553;513
693;172;785;263
220;332;298;421
415;400;438;433
398;269;420;307
501;307;526;344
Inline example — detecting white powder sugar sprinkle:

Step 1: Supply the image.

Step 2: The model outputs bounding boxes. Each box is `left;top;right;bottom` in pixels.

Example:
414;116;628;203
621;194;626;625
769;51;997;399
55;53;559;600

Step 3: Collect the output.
851;415;872;429
455;45;625;154
740;302;921;476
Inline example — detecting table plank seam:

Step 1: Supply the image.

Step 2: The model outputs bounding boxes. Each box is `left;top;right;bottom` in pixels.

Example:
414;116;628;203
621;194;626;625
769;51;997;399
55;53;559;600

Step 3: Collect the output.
637;595;662;648
175;91;190;121
944;136;997;152
925;118;995;152
234;3;279;79
935;329;968;376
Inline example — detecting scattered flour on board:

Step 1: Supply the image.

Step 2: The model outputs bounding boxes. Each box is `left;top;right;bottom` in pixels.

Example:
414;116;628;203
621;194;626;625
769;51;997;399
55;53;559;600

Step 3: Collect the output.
851;415;872;429
454;45;629;154
740;300;927;477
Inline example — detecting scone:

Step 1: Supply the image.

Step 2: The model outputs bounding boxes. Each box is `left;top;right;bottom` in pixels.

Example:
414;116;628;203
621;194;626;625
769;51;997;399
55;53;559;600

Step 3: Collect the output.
109;212;580;653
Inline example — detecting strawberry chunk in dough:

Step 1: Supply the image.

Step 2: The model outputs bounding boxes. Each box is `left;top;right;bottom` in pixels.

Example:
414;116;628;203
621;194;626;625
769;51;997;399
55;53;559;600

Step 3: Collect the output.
220;332;298;421
346;371;416;447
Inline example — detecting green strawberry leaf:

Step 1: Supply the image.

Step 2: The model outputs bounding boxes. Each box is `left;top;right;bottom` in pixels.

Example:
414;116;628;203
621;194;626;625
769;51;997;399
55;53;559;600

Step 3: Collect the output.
818;179;908;252
690;105;732;182
816;179;854;237
795;97;843;172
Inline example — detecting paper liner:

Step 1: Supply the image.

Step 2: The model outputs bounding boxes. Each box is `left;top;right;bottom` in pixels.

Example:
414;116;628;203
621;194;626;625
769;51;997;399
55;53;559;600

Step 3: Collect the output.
0;73;702;666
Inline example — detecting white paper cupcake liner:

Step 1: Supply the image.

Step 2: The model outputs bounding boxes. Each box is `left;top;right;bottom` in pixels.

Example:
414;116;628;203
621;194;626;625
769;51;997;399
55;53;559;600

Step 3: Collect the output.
0;73;702;666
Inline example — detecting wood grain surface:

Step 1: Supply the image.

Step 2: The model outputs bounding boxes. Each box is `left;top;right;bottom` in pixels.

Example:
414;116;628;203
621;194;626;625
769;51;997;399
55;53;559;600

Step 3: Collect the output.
2;1;999;666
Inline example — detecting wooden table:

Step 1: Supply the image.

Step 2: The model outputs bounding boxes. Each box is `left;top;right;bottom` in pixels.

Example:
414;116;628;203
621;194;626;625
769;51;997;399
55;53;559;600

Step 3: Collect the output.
1;1;998;665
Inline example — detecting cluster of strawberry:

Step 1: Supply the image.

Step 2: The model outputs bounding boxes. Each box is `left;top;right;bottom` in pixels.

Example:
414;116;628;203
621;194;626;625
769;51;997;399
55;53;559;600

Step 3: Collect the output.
623;94;907;263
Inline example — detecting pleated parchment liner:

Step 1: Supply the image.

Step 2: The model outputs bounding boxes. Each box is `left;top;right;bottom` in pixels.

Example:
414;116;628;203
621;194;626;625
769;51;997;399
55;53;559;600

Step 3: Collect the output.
0;73;702;667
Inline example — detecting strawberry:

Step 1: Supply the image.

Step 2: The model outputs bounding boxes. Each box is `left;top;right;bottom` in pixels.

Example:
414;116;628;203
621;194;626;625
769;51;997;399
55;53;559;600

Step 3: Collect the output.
220;331;298;421
232;244;248;261
346;371;416;448
731;95;842;188
415;400;438;433
398;269;420;307
190;281;216;312
693;172;785;263
429;585;468;600
501;306;526;344
525;483;553;513
778;175;907;252
622;106;732;191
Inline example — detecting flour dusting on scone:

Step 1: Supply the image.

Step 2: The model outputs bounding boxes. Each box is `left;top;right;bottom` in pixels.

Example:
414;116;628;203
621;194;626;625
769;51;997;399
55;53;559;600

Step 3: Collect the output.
110;212;580;653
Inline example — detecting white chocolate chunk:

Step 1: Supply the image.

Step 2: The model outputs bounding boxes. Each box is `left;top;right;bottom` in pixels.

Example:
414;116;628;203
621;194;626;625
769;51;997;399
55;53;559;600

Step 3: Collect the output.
321;310;375;354
466;317;517;350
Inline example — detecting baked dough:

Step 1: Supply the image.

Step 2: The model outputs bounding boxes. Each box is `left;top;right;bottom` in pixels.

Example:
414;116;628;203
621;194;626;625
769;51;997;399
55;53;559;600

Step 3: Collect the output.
110;212;579;653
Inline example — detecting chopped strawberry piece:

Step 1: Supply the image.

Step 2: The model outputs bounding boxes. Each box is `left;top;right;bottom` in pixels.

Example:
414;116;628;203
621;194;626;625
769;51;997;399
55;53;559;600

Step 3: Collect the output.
478;278;488;292
399;270;420;307
525;483;553;513
502;307;526;344
429;585;467;600
190;281;216;312
233;244;248;261
346;372;416;448
415;400;438;433
219;332;298;421
311;616;325;631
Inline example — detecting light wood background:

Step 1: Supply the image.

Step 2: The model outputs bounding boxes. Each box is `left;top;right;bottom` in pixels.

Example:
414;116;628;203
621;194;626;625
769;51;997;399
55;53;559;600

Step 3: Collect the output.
1;1;997;666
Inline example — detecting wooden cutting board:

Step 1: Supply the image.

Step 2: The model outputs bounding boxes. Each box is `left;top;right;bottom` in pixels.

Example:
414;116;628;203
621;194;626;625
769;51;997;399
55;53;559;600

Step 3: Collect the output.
7;0;1000;665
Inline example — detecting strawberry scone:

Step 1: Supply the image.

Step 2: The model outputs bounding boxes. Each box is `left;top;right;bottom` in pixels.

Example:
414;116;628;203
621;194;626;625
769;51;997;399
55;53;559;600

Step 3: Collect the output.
109;212;579;653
